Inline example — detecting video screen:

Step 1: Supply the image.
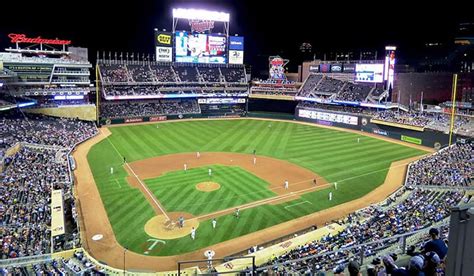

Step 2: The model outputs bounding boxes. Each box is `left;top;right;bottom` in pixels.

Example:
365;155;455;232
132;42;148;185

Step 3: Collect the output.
175;32;227;64
355;64;384;83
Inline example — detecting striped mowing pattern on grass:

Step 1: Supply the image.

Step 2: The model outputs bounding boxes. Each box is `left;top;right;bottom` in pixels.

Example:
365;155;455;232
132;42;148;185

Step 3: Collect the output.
87;119;427;255
145;165;276;215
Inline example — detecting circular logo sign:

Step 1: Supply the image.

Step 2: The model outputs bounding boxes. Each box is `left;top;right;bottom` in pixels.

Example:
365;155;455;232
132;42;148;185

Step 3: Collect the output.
361;118;368;126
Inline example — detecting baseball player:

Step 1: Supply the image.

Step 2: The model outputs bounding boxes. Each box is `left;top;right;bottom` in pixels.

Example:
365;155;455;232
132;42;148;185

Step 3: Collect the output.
357;137;360;143
284;180;289;189
334;182;338;190
197;151;200;158
313;178;317;186
123;156;126;164
253;149;256;156
235;208;240;218
184;163;187;171
110;167;114;174
253;157;257;165
208;168;212;177
212;218;217;229
329;192;333;201
191;227;196;240
179;216;184;228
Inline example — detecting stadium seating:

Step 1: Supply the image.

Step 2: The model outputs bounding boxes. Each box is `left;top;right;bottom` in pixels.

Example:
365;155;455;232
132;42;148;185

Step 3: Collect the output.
100;64;130;83
0;112;97;259
406;141;473;187
335;83;372;102
100;99;200;118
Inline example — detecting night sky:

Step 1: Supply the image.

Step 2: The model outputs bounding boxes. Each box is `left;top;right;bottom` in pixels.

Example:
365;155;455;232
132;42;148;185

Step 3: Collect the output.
1;0;472;74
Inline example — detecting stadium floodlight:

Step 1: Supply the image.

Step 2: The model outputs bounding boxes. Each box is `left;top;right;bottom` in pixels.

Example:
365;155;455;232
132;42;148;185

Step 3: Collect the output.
385;46;397;50
172;8;230;22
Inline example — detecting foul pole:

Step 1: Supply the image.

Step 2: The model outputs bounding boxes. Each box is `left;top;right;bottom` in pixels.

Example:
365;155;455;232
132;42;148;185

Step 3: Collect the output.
448;74;458;146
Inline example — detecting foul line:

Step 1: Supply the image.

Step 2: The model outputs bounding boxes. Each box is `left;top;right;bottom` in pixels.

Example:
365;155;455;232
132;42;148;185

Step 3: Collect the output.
115;179;121;189
106;138;170;221
196;158;418;221
284;201;312;209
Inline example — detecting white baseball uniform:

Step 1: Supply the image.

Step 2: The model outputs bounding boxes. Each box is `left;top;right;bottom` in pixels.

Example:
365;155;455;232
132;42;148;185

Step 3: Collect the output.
212;219;217;229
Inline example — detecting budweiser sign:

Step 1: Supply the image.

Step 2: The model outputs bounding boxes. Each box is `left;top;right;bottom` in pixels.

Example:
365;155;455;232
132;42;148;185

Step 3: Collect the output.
188;20;215;33
8;33;71;45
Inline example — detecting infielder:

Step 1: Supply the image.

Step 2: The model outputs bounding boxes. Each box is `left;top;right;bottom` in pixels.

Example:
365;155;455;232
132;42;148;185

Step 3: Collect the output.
184;163;187;171
253;157;257;165
208;168;212;177
357;137;360;143
197;151;200;158
191;227;196;240
284;180;289;189
235;208;240;218
334;182;338;190
212;218;217;229
313;178;317;185
110;167;114;174
329;192;333;201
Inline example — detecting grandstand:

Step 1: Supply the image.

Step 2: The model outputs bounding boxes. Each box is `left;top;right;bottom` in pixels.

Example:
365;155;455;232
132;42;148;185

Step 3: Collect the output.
2;12;474;276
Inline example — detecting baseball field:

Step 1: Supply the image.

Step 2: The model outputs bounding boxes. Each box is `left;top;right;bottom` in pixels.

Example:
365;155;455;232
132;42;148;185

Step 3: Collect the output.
85;119;427;257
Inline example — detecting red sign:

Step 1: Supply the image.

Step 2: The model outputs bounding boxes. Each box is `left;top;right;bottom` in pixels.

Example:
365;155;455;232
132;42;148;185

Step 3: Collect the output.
8;33;71;45
124;118;143;123
188;20;215;33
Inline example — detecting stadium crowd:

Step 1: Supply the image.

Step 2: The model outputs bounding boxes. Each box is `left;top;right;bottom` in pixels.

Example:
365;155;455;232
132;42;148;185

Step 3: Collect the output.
100;99;200;118
406;141;473;187
1;250;106;275
296;101;473;136
99;62;246;84
261;188;464;275
1;111;97;260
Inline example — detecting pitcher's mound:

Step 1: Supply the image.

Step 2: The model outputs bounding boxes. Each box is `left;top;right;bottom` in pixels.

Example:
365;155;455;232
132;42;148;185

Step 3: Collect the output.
196;182;220;192
144;212;199;239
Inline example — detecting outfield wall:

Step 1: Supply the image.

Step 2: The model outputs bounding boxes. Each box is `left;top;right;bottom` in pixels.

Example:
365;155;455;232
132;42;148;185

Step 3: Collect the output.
294;107;459;148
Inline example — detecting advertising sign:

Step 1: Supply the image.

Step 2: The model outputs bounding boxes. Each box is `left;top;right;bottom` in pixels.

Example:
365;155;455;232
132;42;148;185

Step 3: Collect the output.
229;50;244;64
156;46;173;62
229;36;244;51
355;64;384;83
298;109;358;125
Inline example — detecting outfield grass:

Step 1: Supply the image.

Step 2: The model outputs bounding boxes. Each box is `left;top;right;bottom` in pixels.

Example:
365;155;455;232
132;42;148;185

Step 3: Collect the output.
145;165;276;215
87;119;427;255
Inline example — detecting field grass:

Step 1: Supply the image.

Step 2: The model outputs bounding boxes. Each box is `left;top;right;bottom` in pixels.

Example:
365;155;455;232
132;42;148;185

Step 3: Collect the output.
87;119;427;255
145;165;276;215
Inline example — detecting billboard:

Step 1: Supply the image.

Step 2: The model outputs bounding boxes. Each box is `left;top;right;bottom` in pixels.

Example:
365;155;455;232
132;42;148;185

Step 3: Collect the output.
343;64;356;73
319;64;330;73
331;64;342;73
309;65;319;73
269;57;288;79
198;98;246;104
175;32;227;64
155;31;173;46
229;50;244;64
355;64;384;83
156;46;173;62
229;36;244;51
298;109;358;125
